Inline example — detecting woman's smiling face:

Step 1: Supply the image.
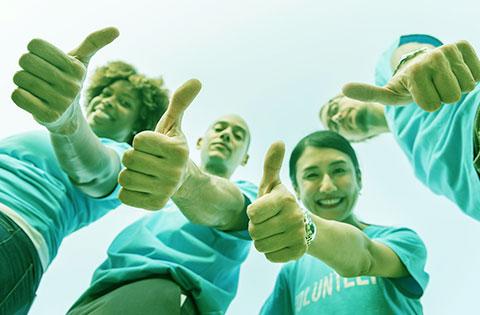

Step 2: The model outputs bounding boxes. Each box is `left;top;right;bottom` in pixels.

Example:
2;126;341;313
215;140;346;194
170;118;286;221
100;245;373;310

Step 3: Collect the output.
86;79;142;143
295;146;361;222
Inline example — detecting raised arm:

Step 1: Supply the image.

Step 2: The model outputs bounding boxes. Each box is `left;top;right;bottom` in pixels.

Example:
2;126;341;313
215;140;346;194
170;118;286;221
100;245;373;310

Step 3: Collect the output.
247;142;409;278
118;79;249;230
343;35;480;112
11;27;121;197
172;160;248;231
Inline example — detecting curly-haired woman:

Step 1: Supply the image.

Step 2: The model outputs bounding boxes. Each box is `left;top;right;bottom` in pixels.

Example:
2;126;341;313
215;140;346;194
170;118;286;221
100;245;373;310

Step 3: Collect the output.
1;29;169;314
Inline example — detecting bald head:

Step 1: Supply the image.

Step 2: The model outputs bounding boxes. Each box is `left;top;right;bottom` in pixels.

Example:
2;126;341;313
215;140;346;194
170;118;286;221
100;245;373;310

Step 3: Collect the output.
197;114;251;178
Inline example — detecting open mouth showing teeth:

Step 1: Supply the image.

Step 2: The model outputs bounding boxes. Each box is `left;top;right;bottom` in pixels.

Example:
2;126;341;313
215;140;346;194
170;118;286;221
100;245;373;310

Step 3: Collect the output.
94;110;113;121
317;198;343;207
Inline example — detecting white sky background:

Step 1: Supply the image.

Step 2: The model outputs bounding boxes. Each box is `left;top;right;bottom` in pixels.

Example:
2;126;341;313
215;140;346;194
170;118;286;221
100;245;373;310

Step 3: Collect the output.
1;1;479;314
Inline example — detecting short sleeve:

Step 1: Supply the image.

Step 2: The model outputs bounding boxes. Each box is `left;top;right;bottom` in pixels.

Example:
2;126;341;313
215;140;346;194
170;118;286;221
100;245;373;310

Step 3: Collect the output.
235;180;258;204
372;227;429;299
375;34;444;87
94;138;131;204
260;265;294;315
100;138;131;163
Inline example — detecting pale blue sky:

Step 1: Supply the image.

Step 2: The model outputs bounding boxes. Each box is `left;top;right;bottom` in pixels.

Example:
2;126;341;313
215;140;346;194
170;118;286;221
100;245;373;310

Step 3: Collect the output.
1;1;479;314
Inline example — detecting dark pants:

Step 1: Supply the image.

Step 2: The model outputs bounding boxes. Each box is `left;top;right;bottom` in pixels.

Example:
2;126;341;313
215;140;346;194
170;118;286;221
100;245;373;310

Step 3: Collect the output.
474;106;480;175
68;278;199;315
0;211;42;315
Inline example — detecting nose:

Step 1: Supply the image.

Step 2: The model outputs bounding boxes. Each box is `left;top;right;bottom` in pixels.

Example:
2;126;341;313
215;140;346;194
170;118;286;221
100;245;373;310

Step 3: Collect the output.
219;128;232;142
103;98;114;108
319;174;337;194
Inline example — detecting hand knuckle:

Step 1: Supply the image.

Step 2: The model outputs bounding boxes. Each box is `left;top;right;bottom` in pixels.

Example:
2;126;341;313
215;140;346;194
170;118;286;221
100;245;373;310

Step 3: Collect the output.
148;198;165;210
246;205;255;219
27;39;41;50
122;149;135;166
429;50;444;62
247;223;256;238
118;188;129;202
132;132;148;148
456;40;470;49
19;53;30;67
118;171;130;186
409;64;423;77
254;241;264;252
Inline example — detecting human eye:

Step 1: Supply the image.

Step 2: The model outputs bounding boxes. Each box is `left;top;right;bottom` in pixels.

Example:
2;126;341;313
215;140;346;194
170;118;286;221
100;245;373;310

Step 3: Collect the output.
234;132;244;141
332;167;347;175
213;124;225;132
119;99;132;108
303;172;319;180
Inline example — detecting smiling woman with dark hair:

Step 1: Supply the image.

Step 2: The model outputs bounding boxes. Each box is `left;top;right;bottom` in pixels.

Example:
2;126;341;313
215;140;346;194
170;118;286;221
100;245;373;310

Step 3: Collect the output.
247;131;429;315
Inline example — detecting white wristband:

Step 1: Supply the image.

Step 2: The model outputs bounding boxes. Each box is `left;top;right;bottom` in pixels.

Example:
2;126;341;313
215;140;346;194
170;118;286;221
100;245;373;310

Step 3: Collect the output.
40;95;82;134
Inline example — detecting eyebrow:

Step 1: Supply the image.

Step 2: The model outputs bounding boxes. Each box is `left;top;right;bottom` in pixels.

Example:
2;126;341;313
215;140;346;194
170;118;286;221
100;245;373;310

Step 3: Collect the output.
301;159;348;172
214;121;247;136
329;160;348;167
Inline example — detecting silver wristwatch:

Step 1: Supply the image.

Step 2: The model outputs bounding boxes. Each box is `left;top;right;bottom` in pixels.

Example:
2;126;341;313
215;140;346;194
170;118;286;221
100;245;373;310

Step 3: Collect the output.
303;209;317;247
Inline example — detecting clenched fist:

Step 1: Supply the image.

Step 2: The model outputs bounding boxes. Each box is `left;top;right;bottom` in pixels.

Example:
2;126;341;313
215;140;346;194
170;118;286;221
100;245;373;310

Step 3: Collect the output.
118;79;202;210
247;142;308;263
12;27;119;128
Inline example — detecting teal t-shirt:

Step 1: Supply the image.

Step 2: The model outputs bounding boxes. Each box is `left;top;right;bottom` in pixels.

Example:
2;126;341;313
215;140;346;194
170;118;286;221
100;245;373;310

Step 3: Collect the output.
260;225;429;315
81;180;257;315
375;34;480;220
0;131;129;266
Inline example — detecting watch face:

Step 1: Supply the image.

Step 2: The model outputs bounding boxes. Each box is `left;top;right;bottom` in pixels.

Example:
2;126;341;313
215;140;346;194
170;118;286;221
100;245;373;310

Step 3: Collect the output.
303;210;317;246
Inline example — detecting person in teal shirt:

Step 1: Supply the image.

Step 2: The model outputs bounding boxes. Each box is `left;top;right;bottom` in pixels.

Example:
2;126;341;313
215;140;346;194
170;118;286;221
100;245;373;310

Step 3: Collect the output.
1;28;169;314
248;131;428;314
318;34;480;220
68;113;257;315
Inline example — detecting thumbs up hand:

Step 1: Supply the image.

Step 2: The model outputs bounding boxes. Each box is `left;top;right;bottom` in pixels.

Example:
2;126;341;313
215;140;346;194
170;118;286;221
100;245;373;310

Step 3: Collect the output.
119;79;202;210
343;41;480;112
247;142;308;263
12;27;119;129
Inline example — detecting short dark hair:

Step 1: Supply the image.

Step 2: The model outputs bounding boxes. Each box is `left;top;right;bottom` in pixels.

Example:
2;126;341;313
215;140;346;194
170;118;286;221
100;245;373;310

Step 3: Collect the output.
289;130;361;188
85;61;170;144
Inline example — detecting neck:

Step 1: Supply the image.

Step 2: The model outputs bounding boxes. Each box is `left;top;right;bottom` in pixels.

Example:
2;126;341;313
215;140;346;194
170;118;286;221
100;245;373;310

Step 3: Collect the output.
202;162;232;179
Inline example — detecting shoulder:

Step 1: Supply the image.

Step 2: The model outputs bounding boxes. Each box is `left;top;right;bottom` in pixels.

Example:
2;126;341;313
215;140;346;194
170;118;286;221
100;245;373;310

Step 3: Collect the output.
365;225;425;247
233;180;259;202
99;138;131;157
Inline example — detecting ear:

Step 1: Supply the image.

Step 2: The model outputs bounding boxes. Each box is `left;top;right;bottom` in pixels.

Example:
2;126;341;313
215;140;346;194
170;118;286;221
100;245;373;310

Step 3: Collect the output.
240;153;249;166
356;171;363;191
196;137;203;150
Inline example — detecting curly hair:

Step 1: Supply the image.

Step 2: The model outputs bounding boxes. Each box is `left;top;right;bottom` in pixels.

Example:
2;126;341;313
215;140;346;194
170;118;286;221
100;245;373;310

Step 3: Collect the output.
85;61;169;144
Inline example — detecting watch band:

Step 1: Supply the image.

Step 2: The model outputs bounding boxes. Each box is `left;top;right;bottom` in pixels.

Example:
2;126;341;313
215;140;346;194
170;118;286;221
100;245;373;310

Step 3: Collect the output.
303;209;317;247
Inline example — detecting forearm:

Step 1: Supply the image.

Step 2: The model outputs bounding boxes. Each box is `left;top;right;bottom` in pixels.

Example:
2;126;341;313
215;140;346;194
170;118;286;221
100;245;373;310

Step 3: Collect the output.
172;160;247;231
307;216;373;277
49;106;120;198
